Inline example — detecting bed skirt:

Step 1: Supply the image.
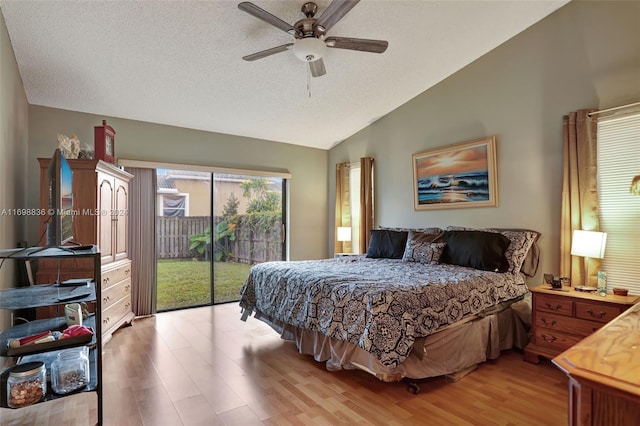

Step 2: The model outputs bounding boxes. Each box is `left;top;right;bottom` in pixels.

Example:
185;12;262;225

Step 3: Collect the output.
251;295;530;382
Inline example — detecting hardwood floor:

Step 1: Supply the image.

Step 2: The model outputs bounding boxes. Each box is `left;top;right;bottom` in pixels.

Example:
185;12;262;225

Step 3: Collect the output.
2;303;569;425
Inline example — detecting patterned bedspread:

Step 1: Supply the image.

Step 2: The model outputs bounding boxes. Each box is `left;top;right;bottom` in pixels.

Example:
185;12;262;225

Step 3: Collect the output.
239;256;528;368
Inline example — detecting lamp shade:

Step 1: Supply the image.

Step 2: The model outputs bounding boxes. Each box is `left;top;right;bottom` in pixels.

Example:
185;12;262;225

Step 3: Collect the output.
570;230;607;259
337;227;351;242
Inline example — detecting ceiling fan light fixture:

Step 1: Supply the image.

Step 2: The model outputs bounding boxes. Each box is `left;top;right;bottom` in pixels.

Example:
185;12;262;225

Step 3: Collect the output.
293;37;327;62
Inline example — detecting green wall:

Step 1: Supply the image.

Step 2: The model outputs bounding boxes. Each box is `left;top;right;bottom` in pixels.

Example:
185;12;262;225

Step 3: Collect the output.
26;106;328;261
0;9;29;337
328;0;640;285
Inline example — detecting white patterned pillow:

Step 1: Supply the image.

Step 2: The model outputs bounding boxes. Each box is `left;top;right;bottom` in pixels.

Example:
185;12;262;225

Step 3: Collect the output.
446;226;539;274
402;231;446;264
486;229;538;274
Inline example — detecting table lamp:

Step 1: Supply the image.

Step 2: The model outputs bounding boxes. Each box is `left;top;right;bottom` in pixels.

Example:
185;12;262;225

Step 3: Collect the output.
570;230;607;289
337;227;351;254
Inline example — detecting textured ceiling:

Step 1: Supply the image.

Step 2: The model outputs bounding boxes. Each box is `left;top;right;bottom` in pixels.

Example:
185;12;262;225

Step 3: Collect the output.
1;0;568;150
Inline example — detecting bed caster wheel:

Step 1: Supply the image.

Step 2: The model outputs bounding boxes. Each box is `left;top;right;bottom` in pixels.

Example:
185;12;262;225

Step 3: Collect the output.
407;383;420;394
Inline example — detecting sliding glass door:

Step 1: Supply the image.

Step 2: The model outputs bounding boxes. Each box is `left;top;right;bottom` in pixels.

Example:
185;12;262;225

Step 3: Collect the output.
156;169;212;310
213;174;285;303
156;169;286;311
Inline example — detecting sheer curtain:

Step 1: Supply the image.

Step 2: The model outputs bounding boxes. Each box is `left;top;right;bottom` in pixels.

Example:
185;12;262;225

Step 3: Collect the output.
359;157;374;254
560;109;600;287
335;162;352;253
125;167;157;316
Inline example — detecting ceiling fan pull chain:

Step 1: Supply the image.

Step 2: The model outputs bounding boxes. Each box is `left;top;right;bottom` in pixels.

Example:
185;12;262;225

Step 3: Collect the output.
307;65;312;98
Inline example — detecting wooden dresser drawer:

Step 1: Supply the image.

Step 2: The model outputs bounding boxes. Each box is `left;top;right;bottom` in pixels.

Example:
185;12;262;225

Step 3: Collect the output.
101;260;132;288
534;328;584;352
534;311;602;337
575;301;622;323
102;277;132;310
102;297;132;332
536;294;573;316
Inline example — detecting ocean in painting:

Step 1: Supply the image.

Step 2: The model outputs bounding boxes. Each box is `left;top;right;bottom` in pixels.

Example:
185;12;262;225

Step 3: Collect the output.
417;170;489;204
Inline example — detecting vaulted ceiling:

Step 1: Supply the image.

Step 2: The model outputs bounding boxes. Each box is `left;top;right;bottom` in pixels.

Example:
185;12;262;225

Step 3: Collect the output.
1;0;568;149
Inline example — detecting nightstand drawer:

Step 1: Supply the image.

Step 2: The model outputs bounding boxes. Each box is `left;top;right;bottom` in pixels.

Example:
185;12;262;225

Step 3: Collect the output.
575;302;622;323
534;311;602;337
536;294;573;316
534;328;584;352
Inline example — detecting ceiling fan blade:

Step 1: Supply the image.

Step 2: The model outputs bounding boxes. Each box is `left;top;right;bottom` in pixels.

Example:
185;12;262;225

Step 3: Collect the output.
325;37;388;53
242;43;294;61
309;58;326;77
316;0;360;33
238;2;295;34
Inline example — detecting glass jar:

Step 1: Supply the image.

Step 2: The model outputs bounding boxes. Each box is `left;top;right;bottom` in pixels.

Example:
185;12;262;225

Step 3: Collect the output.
7;361;46;408
51;347;90;394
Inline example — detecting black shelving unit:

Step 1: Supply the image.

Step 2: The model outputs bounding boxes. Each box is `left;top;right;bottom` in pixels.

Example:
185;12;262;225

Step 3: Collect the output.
0;246;102;424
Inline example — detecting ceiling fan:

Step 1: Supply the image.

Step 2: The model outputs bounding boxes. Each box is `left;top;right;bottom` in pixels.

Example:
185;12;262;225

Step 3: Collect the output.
238;0;388;77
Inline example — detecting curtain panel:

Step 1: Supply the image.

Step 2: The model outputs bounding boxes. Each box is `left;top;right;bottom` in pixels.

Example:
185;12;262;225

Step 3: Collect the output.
360;157;375;254
335;163;352;253
560;109;600;287
125;167;157;316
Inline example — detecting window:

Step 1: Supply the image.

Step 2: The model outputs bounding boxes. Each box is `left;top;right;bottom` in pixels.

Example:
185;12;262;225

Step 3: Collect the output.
162;194;187;217
597;112;640;295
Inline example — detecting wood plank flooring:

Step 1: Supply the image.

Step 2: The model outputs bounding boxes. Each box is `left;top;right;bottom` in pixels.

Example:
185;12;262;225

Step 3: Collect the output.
1;303;568;425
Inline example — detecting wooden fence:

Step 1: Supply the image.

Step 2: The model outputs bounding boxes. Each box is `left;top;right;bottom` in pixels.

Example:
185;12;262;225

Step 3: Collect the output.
156;216;282;263
233;215;282;264
156;216;208;259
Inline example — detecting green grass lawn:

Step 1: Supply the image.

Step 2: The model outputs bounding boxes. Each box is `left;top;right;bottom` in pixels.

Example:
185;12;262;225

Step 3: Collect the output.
156;259;252;311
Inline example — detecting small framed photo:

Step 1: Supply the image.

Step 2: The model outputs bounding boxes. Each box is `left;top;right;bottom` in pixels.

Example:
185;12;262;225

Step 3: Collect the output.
412;136;498;210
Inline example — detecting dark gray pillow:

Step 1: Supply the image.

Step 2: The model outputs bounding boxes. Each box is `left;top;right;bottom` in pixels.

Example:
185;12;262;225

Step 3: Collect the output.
366;230;408;259
447;226;540;275
441;230;510;272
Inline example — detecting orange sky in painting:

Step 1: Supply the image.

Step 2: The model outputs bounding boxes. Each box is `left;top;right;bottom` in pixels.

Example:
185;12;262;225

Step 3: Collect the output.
416;145;488;178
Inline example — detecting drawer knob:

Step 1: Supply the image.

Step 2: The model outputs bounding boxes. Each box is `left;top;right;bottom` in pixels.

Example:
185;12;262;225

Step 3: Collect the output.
586;309;606;318
540;334;557;343
541;318;557;327
545;303;562;311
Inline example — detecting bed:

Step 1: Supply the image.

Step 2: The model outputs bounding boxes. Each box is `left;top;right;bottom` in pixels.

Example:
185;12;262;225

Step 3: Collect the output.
239;226;539;382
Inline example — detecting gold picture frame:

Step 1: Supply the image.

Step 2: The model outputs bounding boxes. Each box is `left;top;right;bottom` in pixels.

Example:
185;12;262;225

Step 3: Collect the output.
412;136;498;210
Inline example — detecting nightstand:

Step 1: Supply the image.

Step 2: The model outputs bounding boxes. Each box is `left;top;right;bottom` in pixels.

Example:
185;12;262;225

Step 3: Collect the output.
334;253;353;258
523;285;639;364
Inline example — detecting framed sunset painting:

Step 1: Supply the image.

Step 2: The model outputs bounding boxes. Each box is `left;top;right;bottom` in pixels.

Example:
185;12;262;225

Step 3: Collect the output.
412;136;498;210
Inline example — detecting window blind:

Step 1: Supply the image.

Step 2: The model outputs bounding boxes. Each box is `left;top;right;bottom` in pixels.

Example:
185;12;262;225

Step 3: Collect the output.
597;112;640;295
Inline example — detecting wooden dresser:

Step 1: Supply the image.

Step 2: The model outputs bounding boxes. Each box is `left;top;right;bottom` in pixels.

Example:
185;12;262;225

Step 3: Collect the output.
553;301;640;425
37;158;135;344
524;285;639;364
